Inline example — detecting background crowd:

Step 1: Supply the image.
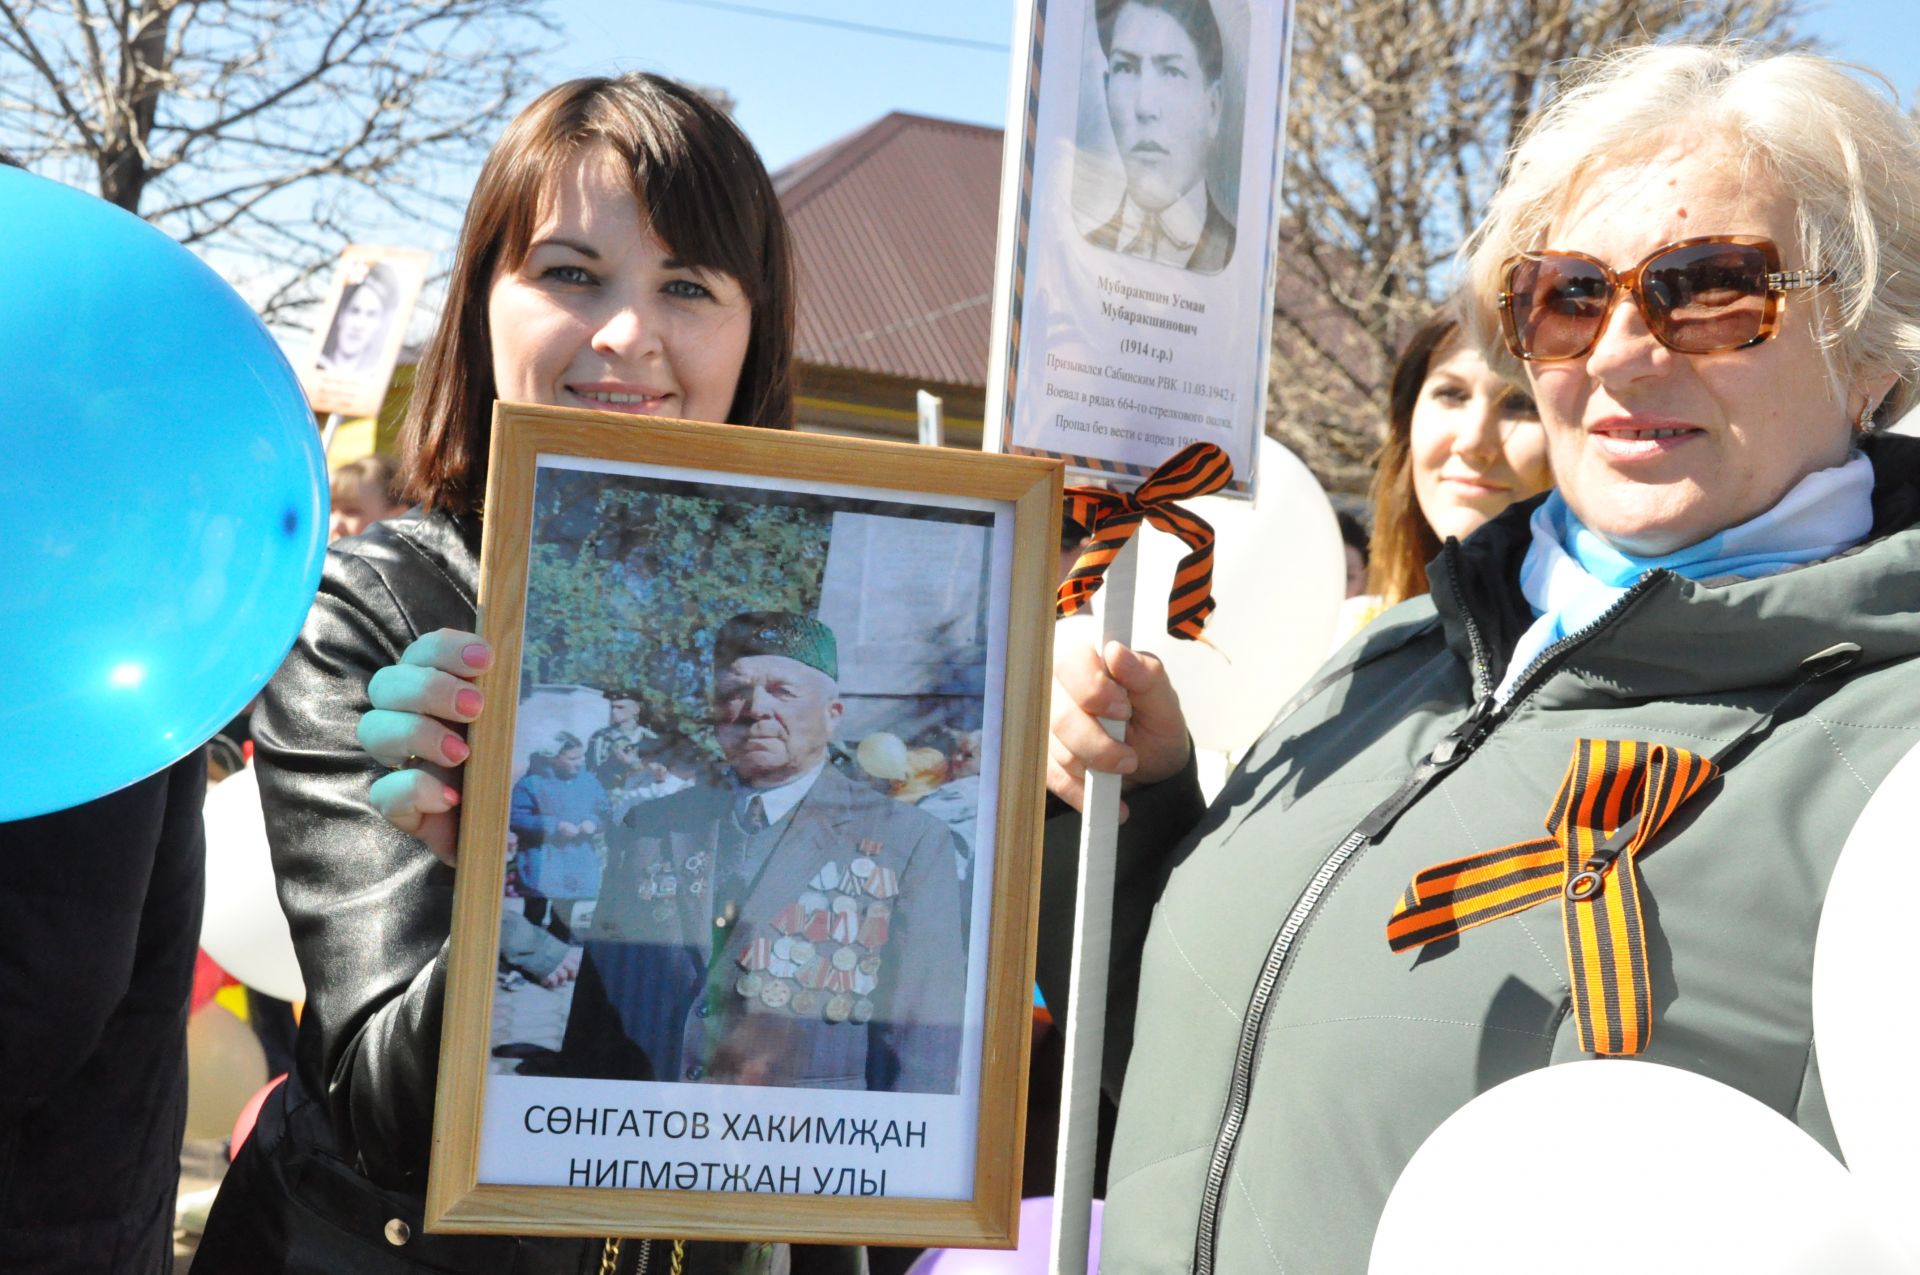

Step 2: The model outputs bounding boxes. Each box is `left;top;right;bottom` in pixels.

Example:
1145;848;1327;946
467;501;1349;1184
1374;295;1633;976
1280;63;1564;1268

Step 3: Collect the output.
5;22;1920;1275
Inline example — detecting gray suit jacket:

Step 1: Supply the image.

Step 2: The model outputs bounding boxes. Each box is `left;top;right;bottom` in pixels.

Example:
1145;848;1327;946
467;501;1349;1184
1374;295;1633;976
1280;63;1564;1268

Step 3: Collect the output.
564;766;967;1093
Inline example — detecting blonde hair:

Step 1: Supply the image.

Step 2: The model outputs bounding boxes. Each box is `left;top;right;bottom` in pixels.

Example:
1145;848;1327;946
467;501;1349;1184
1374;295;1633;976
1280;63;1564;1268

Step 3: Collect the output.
1462;44;1920;423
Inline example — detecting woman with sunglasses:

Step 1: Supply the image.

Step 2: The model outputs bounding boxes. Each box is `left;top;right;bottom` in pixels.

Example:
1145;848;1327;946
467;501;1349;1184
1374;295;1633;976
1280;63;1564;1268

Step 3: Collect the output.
1044;45;1920;1272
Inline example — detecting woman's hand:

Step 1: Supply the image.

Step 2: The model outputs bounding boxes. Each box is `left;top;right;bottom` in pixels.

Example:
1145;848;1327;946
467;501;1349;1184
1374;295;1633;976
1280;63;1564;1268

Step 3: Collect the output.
360;628;492;866
1048;638;1191;816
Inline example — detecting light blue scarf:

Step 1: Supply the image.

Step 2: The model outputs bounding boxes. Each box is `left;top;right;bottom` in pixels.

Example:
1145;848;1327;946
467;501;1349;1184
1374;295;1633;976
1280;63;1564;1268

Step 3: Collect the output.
1495;453;1875;701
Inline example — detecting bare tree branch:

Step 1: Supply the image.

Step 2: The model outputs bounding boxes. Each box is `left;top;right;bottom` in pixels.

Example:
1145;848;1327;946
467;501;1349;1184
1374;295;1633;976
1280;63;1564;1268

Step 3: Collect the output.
0;0;555;323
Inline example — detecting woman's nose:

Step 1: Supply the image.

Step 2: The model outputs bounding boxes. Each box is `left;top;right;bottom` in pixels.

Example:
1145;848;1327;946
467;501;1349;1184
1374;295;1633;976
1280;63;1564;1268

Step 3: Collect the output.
1585;285;1666;380
592;301;662;358
1452;401;1504;461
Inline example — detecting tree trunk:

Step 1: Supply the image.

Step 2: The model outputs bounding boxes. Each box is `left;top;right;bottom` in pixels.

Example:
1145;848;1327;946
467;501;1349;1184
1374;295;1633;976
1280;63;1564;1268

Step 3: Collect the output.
96;0;176;211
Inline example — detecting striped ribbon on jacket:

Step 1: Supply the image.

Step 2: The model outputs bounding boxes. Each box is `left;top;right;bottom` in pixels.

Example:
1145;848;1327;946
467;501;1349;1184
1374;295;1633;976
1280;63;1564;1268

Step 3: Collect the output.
1387;738;1718;1055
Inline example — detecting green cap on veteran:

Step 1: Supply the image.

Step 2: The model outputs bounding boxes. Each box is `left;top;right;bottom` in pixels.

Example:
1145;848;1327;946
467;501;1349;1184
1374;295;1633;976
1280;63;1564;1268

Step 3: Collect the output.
713;611;838;681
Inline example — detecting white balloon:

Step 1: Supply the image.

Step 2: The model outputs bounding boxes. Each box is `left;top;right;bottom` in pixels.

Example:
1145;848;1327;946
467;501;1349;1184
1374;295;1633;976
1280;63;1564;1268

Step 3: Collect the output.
1815;738;1920;1266
200;765;305;1002
1370;1060;1906;1275
1123;436;1343;755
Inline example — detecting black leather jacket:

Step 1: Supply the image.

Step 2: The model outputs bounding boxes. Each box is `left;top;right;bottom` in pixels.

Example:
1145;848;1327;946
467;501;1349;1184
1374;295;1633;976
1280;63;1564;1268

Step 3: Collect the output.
193;509;855;1275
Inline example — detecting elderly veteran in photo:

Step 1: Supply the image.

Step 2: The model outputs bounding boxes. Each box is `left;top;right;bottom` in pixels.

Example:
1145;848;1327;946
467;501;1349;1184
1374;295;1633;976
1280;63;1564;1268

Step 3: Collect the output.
1043;45;1920;1273
560;611;967;1094
1085;0;1236;274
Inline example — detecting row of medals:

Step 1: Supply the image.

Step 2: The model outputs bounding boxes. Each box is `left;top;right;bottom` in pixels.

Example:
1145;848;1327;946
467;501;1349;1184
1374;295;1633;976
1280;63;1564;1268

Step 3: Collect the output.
736;842;900;1025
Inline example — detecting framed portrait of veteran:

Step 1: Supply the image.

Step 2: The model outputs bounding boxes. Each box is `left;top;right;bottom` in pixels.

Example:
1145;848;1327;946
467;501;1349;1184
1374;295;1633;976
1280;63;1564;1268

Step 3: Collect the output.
427;404;1062;1248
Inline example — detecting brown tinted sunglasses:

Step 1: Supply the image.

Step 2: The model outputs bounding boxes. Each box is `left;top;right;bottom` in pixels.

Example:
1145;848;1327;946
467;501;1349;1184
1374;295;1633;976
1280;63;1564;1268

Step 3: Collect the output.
1498;235;1833;362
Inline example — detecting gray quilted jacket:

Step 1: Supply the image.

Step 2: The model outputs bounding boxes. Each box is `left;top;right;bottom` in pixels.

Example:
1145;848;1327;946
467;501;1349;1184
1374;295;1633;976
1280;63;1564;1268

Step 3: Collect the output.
1038;432;1920;1273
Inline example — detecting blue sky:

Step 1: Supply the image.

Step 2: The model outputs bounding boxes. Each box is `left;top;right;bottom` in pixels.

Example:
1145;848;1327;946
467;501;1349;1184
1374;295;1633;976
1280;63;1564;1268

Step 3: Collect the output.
548;0;1919;174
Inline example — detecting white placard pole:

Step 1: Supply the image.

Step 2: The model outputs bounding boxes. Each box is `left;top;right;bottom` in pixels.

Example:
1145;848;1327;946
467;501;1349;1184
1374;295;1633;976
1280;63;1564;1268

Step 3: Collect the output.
917;390;946;448
319;411;344;462
1049;534;1138;1275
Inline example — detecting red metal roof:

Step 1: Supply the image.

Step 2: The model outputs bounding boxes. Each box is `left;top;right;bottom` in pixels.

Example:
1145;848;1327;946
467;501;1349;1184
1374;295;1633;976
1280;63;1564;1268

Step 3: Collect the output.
776;112;1003;391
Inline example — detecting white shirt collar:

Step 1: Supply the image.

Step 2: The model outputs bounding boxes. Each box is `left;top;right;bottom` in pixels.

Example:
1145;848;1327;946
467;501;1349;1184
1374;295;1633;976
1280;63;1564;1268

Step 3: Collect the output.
1116;181;1209;268
734;757;827;826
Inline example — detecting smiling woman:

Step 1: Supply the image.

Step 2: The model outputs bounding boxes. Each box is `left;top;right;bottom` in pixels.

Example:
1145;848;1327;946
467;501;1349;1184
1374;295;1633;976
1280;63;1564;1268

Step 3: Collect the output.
1041;43;1920;1274
486;148;754;425
1364;311;1549;611
192;74;855;1275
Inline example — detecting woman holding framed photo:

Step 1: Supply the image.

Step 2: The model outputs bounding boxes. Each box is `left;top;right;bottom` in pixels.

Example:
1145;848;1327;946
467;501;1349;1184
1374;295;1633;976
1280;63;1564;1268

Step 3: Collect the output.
193;73;854;1275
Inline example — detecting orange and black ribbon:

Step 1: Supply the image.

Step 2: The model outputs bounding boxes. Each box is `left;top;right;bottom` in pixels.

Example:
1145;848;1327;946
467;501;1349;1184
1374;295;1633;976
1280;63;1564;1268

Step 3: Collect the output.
1056;442;1233;640
1386;739;1718;1056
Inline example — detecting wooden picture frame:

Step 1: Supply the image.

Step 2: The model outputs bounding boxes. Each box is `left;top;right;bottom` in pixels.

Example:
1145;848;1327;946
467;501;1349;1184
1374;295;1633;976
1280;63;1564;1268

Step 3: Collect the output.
427;404;1062;1249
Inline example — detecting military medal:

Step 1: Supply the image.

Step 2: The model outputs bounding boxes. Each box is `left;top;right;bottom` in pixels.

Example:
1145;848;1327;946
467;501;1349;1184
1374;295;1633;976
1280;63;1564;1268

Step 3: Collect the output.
798;955;832;989
788;940;815;966
863;865;899;900
772;902;806;935
825;967;855;994
858;952;882;975
859;838;883;856
824;993;854;1023
851;998;874;1024
857;903;890;949
736;972;765;999
791;988;819;1016
810;861;842;892
740;938;772;972
831;945;859;971
852;969;877;996
804;908;832;942
830;895;861;944
759;979;792;1009
848;857;876;886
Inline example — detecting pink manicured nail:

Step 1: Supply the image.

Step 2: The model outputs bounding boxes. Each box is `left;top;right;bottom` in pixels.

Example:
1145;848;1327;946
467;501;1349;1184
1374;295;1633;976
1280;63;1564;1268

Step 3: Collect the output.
444;785;462;806
443;736;470;763
455;688;483;717
462;643;491;669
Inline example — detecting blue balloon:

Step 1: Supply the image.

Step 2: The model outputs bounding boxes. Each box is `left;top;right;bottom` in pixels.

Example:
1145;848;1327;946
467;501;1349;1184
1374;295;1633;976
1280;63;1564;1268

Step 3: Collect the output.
0;168;328;820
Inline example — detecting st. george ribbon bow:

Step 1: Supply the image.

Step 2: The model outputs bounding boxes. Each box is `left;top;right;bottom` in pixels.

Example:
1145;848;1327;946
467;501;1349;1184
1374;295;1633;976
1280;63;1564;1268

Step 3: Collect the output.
1056;442;1234;641
1386;738;1719;1056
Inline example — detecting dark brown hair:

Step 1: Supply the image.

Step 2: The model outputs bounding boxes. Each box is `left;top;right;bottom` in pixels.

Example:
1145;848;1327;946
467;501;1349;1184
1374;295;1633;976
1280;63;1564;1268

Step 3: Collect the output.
1095;0;1224;81
401;74;796;513
1365;313;1460;607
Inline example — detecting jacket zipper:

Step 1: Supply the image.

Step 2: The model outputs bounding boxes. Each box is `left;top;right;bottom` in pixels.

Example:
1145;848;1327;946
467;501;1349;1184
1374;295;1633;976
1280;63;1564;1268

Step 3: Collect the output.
1189;567;1663;1273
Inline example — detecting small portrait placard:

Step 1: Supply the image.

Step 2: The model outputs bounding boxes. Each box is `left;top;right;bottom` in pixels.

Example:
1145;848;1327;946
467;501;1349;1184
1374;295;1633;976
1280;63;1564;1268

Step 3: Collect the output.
299;244;430;418
427;405;1061;1248
987;0;1297;496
